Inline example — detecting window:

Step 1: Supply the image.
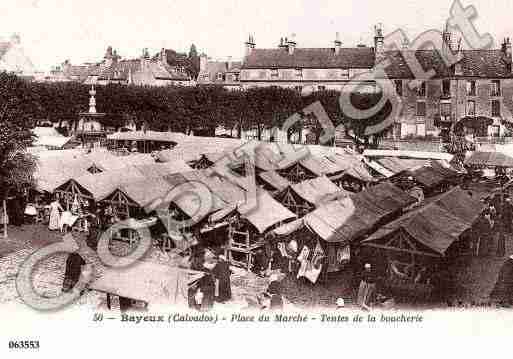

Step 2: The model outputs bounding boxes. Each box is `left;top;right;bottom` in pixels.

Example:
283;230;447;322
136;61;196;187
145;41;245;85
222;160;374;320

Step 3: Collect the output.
271;68;279;78
492;100;501;117
295;68;303;78
441;102;451;119
442;79;451;97
340;69;349;79
233;73;240;82
416;82;426;97
491;80;501;97
416;101;426;116
318;85;326;91
216;72;224;81
467;100;476;116
466;80;476;96
394;80;403;97
294;86;303;93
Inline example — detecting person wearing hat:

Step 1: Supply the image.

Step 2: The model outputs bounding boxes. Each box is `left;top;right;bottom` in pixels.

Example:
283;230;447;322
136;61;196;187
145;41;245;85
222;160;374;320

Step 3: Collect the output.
62;229;88;293
261;274;283;310
357;263;376;310
502;196;513;234
212;254;232;303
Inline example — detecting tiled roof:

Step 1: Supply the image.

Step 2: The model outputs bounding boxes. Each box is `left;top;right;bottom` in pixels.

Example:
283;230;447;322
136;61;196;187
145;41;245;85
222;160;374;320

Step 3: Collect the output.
379;49;513;79
197;60;241;84
242;47;375;69
98;59;140;80
459;49;512;78
98;59;190;81
378;50;452;79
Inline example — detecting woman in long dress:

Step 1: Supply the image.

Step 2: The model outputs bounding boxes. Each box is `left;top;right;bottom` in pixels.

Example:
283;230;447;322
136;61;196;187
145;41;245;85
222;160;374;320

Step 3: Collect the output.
48;198;63;231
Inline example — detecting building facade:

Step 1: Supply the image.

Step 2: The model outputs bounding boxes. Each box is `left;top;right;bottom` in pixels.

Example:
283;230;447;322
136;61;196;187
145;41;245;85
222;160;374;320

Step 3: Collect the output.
239;33;375;94
377;25;513;138
48;46;193;86
197;55;242;90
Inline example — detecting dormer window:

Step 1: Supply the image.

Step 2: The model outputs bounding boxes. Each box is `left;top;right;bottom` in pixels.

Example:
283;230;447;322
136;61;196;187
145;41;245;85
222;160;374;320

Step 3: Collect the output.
234;73;240;82
295;68;303;78
466;80;476;96
416;82;426;97
216;72;224;81
271;68;279;78
491;80;501;97
340;69;349;79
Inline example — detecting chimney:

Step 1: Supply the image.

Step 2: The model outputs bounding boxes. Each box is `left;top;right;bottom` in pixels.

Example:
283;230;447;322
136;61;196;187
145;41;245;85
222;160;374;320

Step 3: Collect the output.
199;53;208;73
141;48;150;70
62;59;71;73
287;33;297;55
454;38;464;76
112;49;119;63
245;34;256;57
104;46;114;67
160;48;167;64
334;32;342;55
503;38;512;73
227;55;232;70
442;23;453;52
374;23;384;54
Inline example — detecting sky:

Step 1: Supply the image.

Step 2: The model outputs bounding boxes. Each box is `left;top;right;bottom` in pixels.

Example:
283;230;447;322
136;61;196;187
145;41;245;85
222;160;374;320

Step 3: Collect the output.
2;0;513;72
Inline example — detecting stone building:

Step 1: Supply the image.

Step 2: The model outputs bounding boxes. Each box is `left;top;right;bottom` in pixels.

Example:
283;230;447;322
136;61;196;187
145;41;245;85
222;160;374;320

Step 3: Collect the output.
197;55;242;90
49;46;193;86
239;33;376;94
377;25;513;138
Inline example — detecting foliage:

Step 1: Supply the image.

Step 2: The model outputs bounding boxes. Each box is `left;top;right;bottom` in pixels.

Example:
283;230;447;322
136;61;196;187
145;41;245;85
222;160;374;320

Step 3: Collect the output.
0;72;38;198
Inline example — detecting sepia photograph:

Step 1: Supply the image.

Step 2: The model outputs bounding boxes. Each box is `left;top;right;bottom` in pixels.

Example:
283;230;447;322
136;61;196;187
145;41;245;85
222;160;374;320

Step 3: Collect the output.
1;0;512;356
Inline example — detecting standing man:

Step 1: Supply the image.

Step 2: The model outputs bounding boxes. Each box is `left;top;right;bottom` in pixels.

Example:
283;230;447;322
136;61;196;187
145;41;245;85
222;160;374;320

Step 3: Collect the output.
490;255;513;307
62;230;87;293
212;255;232;303
357;263;376;310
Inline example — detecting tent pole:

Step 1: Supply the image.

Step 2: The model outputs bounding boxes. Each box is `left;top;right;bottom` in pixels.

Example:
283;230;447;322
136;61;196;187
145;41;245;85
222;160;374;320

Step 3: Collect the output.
3;199;7;239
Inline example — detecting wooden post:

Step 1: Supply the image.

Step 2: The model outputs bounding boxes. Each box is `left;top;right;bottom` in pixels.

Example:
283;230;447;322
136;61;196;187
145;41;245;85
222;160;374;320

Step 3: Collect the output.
2;199;7;239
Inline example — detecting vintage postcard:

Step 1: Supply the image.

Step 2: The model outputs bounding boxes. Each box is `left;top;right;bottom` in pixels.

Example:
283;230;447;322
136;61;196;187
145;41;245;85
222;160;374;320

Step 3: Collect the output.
1;0;512;357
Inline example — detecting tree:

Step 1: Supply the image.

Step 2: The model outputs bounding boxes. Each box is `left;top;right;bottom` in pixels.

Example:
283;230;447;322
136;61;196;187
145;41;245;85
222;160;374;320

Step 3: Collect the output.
0;72;38;200
187;44;200;79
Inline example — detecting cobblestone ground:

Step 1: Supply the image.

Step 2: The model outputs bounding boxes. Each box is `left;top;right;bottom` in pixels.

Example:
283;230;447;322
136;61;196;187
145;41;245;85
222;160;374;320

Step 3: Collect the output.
0;224;270;312
2;224;512;311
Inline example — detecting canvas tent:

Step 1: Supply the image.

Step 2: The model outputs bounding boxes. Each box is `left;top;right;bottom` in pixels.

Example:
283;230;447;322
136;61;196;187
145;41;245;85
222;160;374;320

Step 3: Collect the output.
304;183;415;245
465;151;513;168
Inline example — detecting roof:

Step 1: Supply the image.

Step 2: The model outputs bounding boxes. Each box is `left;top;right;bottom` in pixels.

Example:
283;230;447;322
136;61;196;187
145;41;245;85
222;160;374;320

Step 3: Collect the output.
197;60;242;84
72;167;146;200
238;189;297;233
108;131;185;143
364;203;471;256
259;170;291;191
32;127;73;148
304;183;414;244
242;47;375;69
133;161;193;178
375;157;428;175
379;49;513;79
364;186;483;256
289;176;346;206
363;149;453;161
465;151;513;167
113;177;172;209
162;172;228;219
430;186;485;225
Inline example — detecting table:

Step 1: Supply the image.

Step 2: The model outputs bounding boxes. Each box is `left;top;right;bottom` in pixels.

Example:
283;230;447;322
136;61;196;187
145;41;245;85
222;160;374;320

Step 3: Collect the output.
89;261;204;309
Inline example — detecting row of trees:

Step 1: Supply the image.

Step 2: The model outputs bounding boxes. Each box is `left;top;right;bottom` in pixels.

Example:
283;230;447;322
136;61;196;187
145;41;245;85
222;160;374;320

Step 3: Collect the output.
0;71;396;199
29;81;393;141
